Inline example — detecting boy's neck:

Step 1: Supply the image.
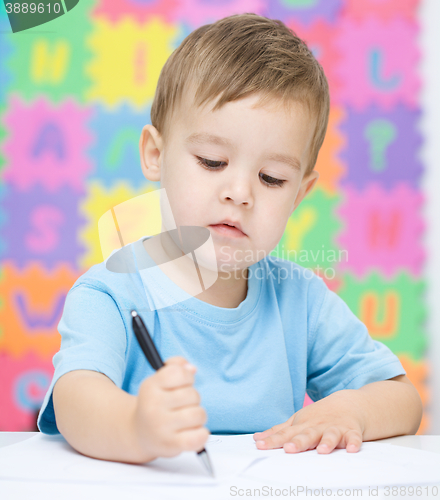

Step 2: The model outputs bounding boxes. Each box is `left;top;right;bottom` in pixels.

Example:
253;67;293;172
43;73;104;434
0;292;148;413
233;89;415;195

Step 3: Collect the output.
194;267;249;308
143;232;249;309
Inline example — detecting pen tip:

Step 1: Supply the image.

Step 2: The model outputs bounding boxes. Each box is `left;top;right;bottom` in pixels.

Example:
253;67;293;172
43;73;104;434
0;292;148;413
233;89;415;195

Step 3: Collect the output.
131;310;137;318
198;449;215;478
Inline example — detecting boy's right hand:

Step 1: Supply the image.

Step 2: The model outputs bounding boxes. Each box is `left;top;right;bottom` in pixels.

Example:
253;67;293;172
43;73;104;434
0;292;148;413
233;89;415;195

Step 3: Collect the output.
131;356;209;461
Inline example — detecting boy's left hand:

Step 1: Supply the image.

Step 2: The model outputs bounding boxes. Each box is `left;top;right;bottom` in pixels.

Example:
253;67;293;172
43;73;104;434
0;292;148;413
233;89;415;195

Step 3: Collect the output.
253;389;365;454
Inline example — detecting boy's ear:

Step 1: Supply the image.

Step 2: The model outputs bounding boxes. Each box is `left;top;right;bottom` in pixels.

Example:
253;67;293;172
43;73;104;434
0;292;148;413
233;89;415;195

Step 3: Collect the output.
139;124;163;182
291;170;319;214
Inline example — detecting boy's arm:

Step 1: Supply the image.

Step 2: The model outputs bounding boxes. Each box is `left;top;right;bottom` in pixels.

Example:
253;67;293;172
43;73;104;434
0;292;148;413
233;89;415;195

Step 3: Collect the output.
253;375;423;453
53;370;151;464
356;374;422;440
53;358;209;464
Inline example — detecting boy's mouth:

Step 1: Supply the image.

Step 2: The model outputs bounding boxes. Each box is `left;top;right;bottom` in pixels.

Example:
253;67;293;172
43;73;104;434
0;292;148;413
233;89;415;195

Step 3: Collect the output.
209;220;247;238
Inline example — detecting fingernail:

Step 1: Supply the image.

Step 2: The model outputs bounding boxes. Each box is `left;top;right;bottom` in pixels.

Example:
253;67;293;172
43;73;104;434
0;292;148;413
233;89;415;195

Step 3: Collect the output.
184;363;197;372
317;444;329;451
347;444;358;452
284;443;297;452
255;440;266;448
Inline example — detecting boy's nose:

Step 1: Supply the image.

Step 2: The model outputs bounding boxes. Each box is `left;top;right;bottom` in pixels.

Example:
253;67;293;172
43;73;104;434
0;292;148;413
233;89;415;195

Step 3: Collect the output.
222;178;253;207
225;195;250;206
225;193;253;207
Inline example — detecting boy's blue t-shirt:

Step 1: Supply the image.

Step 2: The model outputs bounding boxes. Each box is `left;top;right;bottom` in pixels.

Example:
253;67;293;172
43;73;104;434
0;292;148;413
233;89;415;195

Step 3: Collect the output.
38;238;405;435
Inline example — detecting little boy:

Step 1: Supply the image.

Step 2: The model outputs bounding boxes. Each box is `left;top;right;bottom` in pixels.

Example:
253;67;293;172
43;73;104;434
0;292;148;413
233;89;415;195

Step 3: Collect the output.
38;13;422;463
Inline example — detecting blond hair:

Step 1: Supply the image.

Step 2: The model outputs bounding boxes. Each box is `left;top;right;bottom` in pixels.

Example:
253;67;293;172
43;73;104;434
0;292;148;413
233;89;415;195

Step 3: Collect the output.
151;13;330;175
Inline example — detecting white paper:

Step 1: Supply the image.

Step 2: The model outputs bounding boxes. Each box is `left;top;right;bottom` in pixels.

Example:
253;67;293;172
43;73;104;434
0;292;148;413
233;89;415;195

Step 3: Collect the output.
1;433;439;497
242;440;440;488
0;479;183;500
0;433;264;486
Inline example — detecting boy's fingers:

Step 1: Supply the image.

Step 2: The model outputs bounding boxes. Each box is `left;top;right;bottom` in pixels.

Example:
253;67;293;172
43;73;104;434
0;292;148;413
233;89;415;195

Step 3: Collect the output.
255;425;301;450
253;416;295;441
316;427;344;454
256;425;362;454
157;363;195;389
176;426;210;452
172;406;207;431
165;386;201;410
165;356;197;373
253;424;285;441
344;430;363;453
165;356;190;365
283;428;321;453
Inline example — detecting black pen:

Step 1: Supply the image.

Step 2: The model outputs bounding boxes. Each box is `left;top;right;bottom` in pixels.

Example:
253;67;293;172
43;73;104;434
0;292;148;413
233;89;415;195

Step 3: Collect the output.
131;310;214;477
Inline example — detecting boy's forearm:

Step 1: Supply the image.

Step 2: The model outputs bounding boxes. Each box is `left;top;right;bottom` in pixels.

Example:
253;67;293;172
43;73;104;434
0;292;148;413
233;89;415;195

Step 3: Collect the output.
354;375;423;441
53;370;153;464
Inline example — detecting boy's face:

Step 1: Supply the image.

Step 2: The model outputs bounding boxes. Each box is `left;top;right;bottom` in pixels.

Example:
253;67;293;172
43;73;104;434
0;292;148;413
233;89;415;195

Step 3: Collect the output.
140;92;319;274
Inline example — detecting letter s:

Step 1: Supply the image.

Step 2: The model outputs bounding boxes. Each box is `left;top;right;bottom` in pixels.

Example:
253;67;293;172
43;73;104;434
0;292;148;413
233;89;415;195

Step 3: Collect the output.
26;205;64;253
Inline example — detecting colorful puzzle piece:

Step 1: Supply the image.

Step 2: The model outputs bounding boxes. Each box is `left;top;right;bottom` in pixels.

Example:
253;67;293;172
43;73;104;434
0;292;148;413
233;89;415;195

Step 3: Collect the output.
0;263;80;358
334;17;420;110
1;95;93;191
6;0;93;102
338;272;426;361
336;183;424;278
287;19;342;99
92;0;179;24
85;17;178;107
340;104;422;189
0;185;86;268
0;14;13;104
174;0;266;28
79;180;155;269
0;105;6;173
313;106;346;194
266;0;343;26
344;0;419;23
0;352;54;431
88;102;154;188
272;187;342;281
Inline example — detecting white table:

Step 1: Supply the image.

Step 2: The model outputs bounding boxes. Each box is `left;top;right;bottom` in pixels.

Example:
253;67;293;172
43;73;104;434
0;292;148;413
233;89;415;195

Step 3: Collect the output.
1;433;439;500
2;432;439;450
2;432;440;453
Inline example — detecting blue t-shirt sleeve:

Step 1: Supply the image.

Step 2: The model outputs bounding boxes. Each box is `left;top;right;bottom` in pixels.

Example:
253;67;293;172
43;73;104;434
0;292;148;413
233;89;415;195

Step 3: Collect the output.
306;279;406;402
37;283;127;435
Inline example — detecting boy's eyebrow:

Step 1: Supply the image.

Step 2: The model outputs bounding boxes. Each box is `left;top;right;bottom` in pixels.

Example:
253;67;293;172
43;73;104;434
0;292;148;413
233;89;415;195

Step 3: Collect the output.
185;132;233;148
185;132;302;172
266;153;302;173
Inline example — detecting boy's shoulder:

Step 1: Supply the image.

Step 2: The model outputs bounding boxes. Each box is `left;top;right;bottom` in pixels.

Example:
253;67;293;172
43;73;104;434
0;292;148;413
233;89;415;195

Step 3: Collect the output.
258;256;330;322
70;260;134;296
72;260;110;288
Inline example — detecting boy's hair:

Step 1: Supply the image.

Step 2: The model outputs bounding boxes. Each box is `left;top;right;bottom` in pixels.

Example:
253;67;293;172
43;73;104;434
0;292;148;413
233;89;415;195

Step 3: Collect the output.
150;13;330;175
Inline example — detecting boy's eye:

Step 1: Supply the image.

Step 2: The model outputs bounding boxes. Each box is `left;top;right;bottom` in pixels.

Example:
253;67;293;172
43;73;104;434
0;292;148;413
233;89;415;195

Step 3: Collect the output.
259;173;285;187
195;156;285;187
196;157;225;169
